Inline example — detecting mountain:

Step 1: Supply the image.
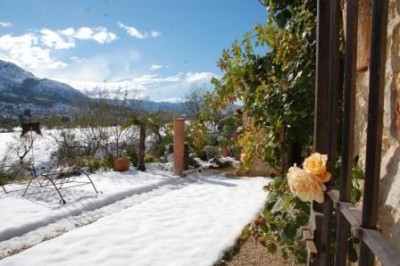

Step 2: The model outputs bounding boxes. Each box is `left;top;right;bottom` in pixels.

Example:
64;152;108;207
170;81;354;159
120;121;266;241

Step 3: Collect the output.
0;60;89;118
126;99;187;113
0;60;188;120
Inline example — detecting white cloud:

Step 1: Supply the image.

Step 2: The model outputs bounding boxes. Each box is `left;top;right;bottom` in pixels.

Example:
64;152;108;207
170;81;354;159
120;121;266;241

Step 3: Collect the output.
92;28;117;44
117;21;160;39
39;27;117;49
0;33;67;72
150;64;163;70
40;28;75;49
0;26;118;77
48;48;142;89
75;27;93;40
117;22;146;39
57;70;216;101
73;27;117;43
0;21;12;28
185;72;215;83
0;33;37;50
59;27;75;36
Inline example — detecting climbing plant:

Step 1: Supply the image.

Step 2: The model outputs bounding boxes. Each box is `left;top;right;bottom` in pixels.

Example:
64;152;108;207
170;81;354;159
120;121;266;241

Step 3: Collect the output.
210;0;316;167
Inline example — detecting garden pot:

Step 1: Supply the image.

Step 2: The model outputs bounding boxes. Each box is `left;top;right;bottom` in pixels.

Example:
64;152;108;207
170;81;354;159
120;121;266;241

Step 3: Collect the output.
342;0;372;72
114;157;130;172
220;145;229;157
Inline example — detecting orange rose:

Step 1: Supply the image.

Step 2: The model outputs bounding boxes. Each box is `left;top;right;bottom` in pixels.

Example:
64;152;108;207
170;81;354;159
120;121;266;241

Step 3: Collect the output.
303;153;331;183
287;165;324;203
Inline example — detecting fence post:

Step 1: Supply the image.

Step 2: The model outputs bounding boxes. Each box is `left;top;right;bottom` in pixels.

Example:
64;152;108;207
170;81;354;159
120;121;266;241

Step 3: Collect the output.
173;118;185;177
359;0;389;265
335;0;358;265
310;0;331;265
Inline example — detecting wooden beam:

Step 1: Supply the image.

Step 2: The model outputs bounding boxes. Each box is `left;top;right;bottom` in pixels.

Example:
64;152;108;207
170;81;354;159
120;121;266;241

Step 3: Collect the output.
355;228;400;265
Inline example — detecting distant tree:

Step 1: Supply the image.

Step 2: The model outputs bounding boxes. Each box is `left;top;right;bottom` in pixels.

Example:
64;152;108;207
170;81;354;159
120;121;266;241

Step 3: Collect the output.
122;113;147;171
71;89;132;158
122;110;171;171
184;85;210;121
108;89;130;158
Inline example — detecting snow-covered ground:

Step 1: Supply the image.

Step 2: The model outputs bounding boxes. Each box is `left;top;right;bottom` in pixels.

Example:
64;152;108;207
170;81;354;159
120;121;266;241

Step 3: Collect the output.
0;131;272;265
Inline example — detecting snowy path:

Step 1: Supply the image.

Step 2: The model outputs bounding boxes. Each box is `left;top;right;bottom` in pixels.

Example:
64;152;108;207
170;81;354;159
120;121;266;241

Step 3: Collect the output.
0;172;192;259
0;168;179;243
0;168;270;266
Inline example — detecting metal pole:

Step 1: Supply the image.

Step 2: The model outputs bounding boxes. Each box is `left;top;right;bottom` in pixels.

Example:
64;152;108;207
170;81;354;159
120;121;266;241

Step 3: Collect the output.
335;0;358;265
359;0;389;265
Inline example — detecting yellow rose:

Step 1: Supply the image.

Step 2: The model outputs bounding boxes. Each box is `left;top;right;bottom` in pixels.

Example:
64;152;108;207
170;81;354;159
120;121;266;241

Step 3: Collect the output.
240;153;250;165
303;153;331;183
317;171;331;183
287;165;324;203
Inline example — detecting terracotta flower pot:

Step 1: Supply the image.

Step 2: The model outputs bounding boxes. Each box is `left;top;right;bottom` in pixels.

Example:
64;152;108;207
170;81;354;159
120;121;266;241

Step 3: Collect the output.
220;145;229;157
114;157;130;172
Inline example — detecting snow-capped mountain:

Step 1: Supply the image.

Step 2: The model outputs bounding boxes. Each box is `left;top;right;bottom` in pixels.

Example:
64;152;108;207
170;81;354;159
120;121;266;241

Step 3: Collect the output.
0;60;89;118
0;60;88;104
0;60;188;120
0;60;35;89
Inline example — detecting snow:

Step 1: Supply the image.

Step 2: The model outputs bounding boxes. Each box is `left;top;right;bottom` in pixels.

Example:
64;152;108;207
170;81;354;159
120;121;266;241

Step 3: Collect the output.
0;60;35;90
0;131;272;265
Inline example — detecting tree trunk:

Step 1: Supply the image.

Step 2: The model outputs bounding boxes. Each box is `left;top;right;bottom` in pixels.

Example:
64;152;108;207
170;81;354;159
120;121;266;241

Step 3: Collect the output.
137;125;146;171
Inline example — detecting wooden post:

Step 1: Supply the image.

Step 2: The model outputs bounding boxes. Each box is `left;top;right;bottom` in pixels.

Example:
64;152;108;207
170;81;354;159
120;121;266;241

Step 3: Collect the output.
173;118;185;177
336;0;358;265
310;1;331;265
360;0;389;264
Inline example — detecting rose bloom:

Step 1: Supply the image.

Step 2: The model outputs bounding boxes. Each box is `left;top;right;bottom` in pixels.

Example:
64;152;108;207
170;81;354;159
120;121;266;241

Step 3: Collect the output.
240;153;250;165
303;153;331;183
287;165;324;203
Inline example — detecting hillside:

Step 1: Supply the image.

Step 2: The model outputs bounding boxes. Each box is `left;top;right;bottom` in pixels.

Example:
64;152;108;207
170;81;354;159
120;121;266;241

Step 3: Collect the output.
0;60;188;120
0;60;89;118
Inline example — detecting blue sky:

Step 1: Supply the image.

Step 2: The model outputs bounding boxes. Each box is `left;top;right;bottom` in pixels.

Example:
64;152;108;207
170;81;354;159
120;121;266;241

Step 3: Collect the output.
0;0;267;101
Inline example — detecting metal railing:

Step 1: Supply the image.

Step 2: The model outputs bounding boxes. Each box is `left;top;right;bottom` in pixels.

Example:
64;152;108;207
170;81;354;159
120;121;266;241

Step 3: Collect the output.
309;0;400;265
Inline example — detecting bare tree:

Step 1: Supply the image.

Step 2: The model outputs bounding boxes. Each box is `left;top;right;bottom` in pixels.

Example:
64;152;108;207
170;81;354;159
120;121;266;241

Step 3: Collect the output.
184;85;210;121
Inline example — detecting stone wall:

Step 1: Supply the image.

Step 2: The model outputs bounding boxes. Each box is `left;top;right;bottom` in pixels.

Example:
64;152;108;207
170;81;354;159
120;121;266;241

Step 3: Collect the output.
354;0;400;251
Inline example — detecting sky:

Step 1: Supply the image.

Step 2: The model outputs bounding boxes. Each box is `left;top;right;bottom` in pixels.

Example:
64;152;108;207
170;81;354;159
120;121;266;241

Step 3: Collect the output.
0;0;268;102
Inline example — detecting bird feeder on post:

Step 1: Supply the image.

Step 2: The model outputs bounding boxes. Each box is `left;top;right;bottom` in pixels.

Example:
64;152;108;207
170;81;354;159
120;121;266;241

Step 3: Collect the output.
173;118;185;177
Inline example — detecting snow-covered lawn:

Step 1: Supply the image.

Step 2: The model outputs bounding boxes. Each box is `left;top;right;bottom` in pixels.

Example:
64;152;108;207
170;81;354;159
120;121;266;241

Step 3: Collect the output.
0;131;272;265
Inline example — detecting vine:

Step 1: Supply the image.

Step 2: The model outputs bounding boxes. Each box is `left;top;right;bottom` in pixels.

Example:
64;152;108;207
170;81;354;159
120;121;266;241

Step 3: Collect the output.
210;0;317;168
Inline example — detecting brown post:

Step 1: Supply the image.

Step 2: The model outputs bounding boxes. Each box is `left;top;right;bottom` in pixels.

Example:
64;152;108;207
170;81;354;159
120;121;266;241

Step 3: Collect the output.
173;118;185;176
309;1;331;265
